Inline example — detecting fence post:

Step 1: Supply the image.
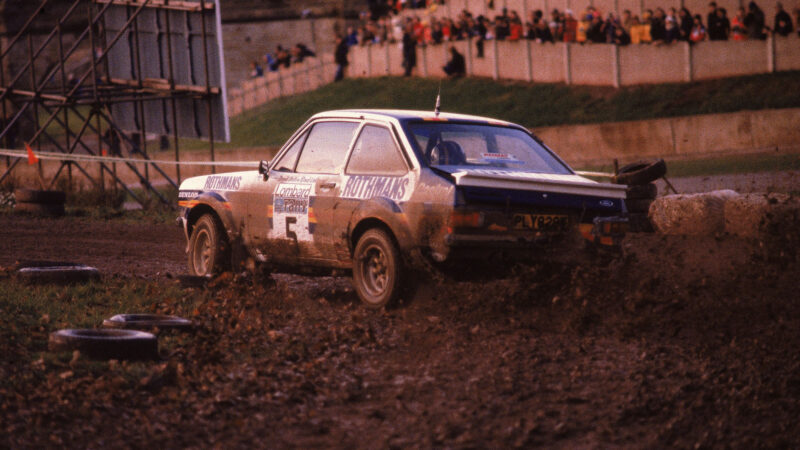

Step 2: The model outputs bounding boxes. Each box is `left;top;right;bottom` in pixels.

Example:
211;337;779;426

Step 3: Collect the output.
767;35;775;72
466;37;473;76
564;42;572;85
278;68;284;98
526;39;533;82
367;44;373;77
385;43;390;75
684;41;692;82
492;39;499;80
421;46;429;77
612;44;620;88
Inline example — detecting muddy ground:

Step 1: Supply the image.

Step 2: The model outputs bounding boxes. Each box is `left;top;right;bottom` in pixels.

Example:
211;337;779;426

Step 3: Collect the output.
1;212;799;448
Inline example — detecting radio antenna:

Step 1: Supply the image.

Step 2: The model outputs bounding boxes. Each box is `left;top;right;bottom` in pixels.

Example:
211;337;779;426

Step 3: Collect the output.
434;81;441;117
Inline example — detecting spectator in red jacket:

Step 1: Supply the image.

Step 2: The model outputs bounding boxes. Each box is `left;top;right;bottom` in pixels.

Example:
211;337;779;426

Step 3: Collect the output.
690;14;707;41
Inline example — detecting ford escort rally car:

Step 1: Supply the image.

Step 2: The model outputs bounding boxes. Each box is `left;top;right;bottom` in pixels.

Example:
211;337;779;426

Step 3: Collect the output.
178;109;627;308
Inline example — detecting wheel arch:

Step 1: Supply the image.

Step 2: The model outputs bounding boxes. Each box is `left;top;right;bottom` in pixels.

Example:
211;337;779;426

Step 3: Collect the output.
351;218;398;256
347;198;415;257
185;196;235;242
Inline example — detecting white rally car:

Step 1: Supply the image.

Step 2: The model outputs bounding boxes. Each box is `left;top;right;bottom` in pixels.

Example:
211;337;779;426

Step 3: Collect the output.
178;110;627;307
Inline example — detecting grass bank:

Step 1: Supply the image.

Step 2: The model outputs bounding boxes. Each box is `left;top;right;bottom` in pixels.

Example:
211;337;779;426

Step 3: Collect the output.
184;71;800;150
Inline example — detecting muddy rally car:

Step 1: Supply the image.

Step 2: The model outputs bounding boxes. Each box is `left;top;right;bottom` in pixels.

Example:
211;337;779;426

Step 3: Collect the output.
178;110;627;307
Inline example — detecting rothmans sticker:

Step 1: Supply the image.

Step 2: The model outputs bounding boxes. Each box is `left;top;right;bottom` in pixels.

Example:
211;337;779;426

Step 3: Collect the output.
341;176;409;201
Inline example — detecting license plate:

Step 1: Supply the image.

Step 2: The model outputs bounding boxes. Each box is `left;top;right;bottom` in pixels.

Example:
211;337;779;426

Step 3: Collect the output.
513;214;570;232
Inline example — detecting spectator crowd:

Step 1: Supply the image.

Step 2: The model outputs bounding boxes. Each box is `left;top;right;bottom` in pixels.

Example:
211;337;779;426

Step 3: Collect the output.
347;0;798;48
247;43;317;79
245;0;798;81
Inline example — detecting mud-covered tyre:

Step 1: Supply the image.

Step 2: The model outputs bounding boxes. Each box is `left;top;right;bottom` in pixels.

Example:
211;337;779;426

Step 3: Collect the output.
352;228;403;309
16;262;100;284
14;188;66;204
625;198;655;214
14;202;65;217
627;213;655;233
48;329;158;360
102;314;193;331
187;214;229;276
626;183;658;200
614;159;667;185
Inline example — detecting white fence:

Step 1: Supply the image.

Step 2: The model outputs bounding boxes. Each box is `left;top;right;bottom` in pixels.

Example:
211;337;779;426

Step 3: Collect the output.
227;35;800;116
227;54;336;117
346;36;800;87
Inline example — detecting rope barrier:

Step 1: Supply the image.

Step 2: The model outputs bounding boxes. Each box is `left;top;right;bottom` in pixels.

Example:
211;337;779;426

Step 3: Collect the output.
1;148;616;178
0;148;259;167
574;170;615;179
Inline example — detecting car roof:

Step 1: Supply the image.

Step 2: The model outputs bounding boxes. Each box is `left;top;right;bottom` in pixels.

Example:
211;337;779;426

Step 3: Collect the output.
309;109;516;126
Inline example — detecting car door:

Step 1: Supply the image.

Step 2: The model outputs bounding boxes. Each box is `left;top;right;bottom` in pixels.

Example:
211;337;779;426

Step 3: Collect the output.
331;123;412;261
250;120;359;264
244;128;307;261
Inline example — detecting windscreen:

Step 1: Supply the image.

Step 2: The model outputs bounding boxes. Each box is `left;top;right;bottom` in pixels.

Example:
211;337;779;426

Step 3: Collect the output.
406;122;572;174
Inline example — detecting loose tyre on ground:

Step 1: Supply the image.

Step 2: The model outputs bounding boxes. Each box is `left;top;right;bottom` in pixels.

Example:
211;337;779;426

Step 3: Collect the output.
352;228;403;309
13;189;66;217
14;202;65;217
187;214;230;276
16;262;100;284
102;314;193;331
14;188;66;204
48;329;158;360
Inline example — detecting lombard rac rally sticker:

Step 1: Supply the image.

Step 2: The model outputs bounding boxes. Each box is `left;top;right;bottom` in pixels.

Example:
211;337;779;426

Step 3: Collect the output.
269;183;315;242
480;152;524;164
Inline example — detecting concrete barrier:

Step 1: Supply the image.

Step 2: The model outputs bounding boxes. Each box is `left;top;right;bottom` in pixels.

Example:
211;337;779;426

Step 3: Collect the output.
341;36;800;89
534;107;800;166
649;190;738;235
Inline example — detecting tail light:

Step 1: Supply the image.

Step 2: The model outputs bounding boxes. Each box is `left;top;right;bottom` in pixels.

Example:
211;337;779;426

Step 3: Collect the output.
448;210;484;233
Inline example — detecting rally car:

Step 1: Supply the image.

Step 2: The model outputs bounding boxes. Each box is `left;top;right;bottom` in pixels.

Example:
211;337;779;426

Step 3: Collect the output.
177;109;627;308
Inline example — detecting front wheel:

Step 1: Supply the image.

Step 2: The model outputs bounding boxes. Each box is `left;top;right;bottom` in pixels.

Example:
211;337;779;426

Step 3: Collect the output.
352;229;403;309
187;214;229;276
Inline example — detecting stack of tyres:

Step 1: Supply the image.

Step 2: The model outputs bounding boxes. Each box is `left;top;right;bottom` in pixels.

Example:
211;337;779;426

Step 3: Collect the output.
615;159;667;233
625;183;657;232
14;189;66;217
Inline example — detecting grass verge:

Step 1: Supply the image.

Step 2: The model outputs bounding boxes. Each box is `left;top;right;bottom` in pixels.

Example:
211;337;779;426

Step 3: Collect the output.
176;71;800;150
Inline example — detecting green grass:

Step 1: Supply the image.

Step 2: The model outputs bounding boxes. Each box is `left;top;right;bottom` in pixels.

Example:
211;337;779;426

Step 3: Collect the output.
179;71;800;149
0;277;204;365
575;152;800;178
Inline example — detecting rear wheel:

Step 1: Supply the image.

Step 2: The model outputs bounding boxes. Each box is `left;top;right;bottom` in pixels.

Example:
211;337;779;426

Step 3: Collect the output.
352;229;403;309
188;214;229;276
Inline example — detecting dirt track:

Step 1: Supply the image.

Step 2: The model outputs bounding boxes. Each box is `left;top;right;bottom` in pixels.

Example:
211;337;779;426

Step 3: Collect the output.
1;213;800;448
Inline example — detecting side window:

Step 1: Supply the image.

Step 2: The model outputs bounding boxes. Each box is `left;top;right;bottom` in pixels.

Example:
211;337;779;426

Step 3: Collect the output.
346;125;408;176
272;131;308;172
295;121;359;174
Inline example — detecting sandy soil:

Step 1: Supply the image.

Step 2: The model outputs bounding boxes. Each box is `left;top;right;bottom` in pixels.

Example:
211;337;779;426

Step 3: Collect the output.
1;209;799;448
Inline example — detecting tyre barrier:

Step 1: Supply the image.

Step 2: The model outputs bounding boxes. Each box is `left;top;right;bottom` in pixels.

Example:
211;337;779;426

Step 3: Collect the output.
614;159;667;186
13;188;66;217
16;261;100;284
48;329;158;360
627;212;655;233
102;314;193;331
625;198;655;214
626;182;658;200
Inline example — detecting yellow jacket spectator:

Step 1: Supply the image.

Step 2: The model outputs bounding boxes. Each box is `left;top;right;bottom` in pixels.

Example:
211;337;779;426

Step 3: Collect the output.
576;20;590;42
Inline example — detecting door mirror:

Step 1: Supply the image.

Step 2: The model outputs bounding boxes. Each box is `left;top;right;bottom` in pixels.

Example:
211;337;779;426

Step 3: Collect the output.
258;160;270;180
